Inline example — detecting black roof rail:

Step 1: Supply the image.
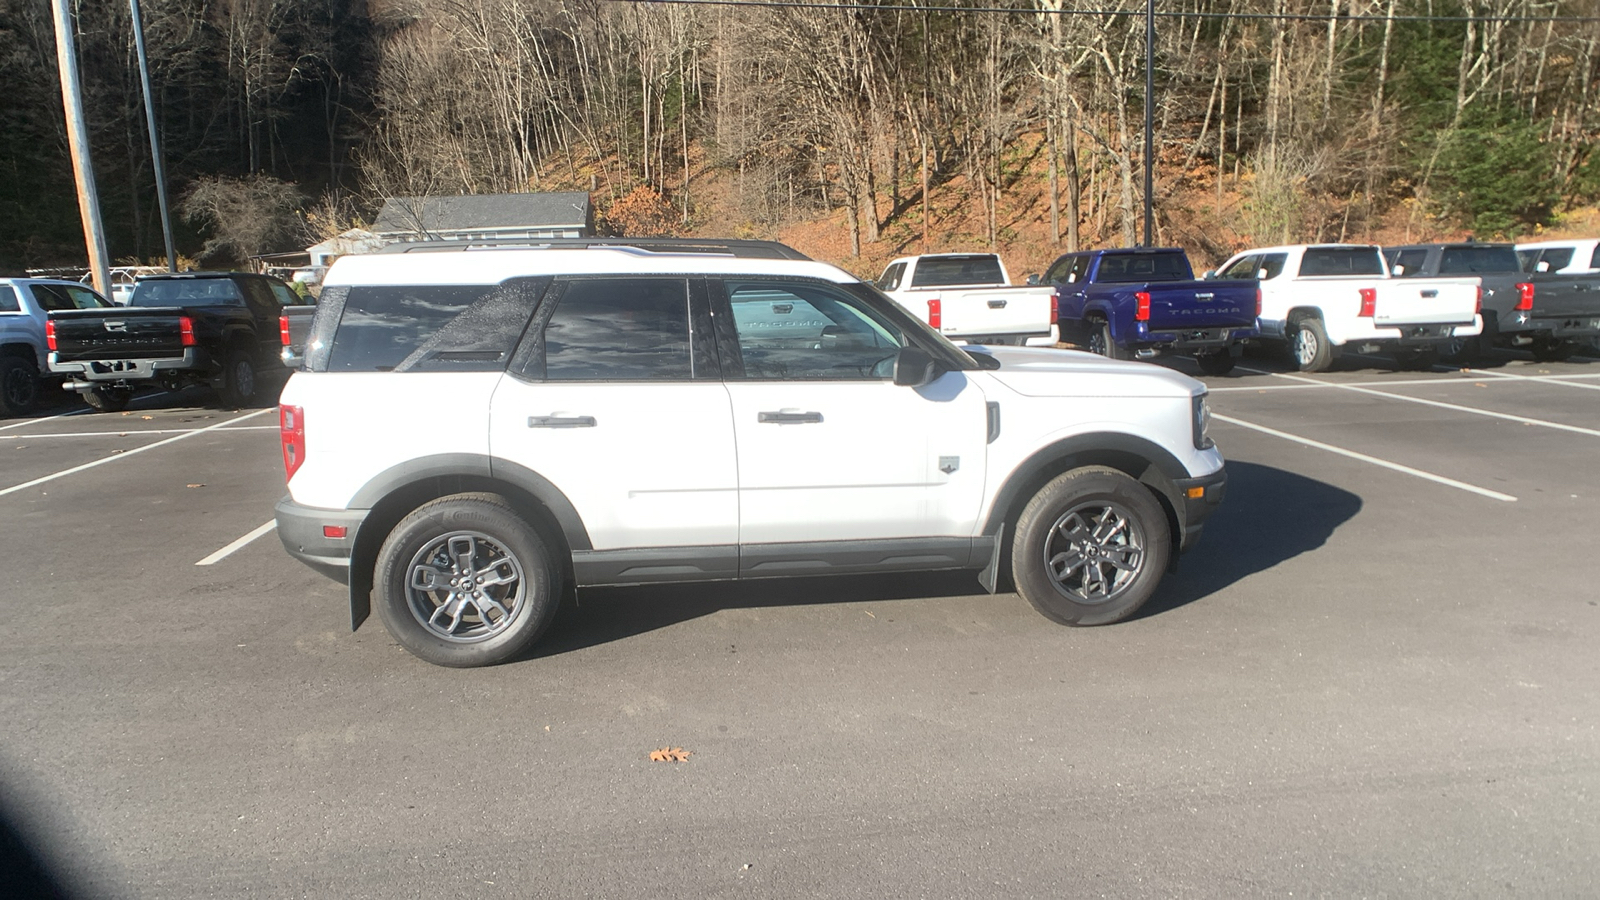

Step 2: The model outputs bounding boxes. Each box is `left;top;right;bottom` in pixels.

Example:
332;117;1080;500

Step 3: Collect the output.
377;237;813;261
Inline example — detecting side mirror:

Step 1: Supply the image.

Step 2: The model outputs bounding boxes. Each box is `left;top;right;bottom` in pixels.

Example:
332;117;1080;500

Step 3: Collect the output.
893;345;939;388
1026;273;1041;285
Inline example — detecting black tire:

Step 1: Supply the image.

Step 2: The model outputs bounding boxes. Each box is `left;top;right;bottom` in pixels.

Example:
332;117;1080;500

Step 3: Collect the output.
0;356;40;417
1530;338;1578;363
1086;319;1130;361
1440;334;1484;366
1011;466;1171;627
83;385;133;413
1289;316;1334;373
217;348;258;408
1195;350;1235;376
374;493;561;667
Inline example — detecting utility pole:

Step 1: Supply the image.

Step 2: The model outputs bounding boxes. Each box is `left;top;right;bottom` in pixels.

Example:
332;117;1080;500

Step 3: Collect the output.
130;0;177;272
1143;0;1155;247
50;0;112;295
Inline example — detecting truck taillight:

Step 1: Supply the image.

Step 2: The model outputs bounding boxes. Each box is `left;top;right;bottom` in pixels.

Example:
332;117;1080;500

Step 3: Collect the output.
179;315;196;347
279;315;291;346
1475;286;1483;315
281;404;305;481
1049;289;1059;324
45;320;56;351
1255;288;1263;318
1358;288;1376;318
927;298;942;329
1516;282;1534;311
1135;291;1150;322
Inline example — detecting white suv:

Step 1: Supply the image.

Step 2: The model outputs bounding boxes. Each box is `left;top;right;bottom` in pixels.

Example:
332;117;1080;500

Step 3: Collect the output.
275;239;1226;667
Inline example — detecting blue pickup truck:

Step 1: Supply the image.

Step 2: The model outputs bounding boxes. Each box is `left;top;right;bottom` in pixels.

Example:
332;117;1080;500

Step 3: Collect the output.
1037;248;1259;374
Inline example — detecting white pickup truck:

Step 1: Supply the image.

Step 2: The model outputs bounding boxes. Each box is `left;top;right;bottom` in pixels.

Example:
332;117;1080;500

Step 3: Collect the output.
875;253;1057;346
1209;243;1482;372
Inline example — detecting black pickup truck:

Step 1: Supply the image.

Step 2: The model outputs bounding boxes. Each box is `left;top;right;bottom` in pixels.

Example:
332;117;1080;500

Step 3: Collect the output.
46;272;291;411
1384;242;1600;361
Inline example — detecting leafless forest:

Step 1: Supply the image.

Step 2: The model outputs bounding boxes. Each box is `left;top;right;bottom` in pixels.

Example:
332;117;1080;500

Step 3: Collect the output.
1;0;1596;272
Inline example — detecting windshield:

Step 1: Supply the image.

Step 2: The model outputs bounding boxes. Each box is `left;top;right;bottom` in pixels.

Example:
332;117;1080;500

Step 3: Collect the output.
909;256;1006;288
1439;246;1520;274
130;278;245;307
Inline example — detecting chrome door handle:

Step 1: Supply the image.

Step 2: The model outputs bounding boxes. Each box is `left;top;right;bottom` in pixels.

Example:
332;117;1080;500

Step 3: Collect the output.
987;299;1007;309
758;411;823;424
528;415;596;428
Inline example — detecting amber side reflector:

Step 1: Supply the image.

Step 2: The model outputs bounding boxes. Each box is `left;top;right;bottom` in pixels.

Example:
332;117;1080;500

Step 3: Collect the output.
323;525;348;539
1186;486;1205;499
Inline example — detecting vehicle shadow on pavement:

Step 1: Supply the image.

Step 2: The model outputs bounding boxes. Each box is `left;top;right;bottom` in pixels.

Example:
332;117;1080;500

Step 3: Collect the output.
1136;460;1362;619
526;461;1361;658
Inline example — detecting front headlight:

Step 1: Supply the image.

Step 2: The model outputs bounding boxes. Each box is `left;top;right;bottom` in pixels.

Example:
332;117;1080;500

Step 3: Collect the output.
1192;392;1214;450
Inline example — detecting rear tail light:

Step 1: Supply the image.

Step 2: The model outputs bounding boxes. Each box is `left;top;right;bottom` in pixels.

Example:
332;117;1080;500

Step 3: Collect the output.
1516;282;1534;311
1358;288;1376;318
279;315;291;346
45;320;57;351
179;315;196;347
1475;285;1483;315
1049;289;1059;324
1135;291;1151;322
280;404;305;481
1255;287;1263;318
927;298;942;329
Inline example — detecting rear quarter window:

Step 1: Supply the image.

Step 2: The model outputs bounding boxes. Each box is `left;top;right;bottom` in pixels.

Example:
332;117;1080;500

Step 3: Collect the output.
0;286;17;313
322;281;541;373
1299;248;1384;277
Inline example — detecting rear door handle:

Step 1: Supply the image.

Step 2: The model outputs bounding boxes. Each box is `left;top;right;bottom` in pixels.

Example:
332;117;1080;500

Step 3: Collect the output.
987;299;1007;309
1420;289;1438;298
758;410;823;424
528;415;596;428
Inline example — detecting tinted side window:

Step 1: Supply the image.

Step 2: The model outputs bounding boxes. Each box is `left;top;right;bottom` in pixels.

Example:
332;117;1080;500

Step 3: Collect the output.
725;281;903;380
1259;253;1288;279
1539;248;1573;271
909;256;1005;287
270;282;308;307
540;279;694;381
1067;255;1092;283
876;262;907;292
1220;255;1259;280
1590;244;1600;269
1042;255;1074;284
1390;249;1430;276
0;286;19;313
328;283;530;373
28;284;77;311
1299;248;1384;277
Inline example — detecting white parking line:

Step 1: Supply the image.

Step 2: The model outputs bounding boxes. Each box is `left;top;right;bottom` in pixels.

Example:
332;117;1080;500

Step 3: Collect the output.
0;408;273;498
195;520;278;566
0;407;93;432
1210;376;1485;393
1233;367;1600;438
0;425;277;441
1454;367;1600;392
1213;413;1517;502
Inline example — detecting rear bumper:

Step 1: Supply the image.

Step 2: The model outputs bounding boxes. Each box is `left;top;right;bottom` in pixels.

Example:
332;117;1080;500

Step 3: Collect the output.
49;347;209;384
275;495;367;583
1135;325;1255;351
1172;467;1227;554
1505;313;1600;339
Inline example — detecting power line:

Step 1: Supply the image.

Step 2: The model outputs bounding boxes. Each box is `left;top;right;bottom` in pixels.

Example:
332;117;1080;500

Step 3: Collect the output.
605;0;1600;24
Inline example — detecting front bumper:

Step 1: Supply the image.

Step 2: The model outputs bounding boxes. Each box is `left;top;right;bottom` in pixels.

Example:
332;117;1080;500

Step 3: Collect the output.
1172;467;1227;554
275;495;368;583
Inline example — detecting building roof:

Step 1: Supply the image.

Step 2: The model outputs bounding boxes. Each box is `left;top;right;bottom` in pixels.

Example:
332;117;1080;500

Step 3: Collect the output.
372;192;592;237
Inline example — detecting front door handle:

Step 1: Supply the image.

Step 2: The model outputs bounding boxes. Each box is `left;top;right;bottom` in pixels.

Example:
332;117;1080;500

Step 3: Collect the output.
758;410;823;424
1420;289;1438;298
528;415;597;428
987;299;1007;309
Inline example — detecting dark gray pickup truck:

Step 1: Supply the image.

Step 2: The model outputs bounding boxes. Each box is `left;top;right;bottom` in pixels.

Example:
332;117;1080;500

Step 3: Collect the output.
47;272;292;411
1384;242;1600;361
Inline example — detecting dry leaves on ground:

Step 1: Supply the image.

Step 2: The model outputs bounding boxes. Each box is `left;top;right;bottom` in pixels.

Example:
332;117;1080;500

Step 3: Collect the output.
649;747;692;763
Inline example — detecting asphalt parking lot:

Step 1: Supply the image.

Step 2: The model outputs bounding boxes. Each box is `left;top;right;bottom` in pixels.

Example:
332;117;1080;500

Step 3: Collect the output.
3;349;1598;898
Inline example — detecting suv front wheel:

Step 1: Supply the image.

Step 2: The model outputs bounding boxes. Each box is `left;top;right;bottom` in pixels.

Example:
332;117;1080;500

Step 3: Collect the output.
375;493;561;667
1011;466;1170;626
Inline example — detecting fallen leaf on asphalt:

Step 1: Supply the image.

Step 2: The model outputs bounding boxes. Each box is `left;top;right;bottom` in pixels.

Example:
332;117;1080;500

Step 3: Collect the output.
1475;383;1487;387
141;415;153;420
186;483;205;488
120;412;132;417
649;747;691;762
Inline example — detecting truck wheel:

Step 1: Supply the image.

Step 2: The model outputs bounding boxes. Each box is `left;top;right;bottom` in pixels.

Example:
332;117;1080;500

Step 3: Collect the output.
1529;338;1578;362
374;493;561;668
1011;466;1170;627
1195;350;1235;376
1086;320;1129;361
83;386;132;413
0;356;40;417
1289;316;1333;373
218;349;258;408
1440;335;1484;365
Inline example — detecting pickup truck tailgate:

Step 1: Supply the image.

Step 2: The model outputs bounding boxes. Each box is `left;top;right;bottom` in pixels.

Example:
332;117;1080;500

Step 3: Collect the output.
1374;278;1478;325
49;307;188;361
1530;274;1600;318
1144;281;1258;331
912;286;1055;339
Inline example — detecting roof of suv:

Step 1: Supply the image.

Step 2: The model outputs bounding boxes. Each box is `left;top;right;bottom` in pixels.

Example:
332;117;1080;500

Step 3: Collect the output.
326;245;860;288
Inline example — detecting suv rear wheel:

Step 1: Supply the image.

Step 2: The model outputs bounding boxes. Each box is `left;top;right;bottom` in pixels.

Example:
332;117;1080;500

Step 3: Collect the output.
375;493;560;667
1011;466;1170;626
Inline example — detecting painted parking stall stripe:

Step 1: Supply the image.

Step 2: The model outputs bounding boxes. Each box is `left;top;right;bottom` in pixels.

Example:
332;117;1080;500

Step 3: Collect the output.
0;408;273;498
196;520;278;566
0;406;93;432
0;425;277;441
1213;413;1517;502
